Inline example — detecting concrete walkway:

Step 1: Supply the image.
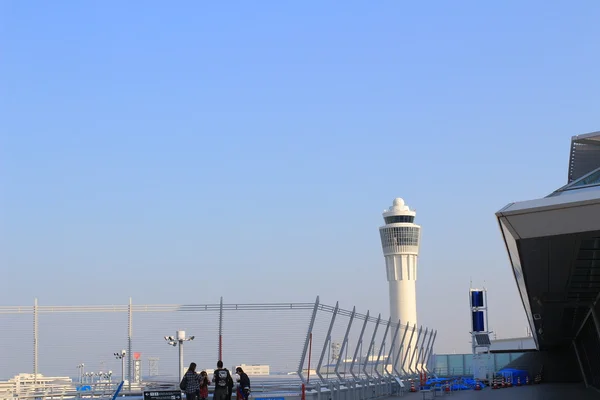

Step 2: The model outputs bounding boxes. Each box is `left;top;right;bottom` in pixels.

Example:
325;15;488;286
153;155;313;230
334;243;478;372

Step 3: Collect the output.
390;383;600;399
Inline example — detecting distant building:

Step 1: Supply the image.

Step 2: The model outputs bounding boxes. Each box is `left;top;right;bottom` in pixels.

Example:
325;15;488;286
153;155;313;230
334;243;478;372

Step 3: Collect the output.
0;373;73;399
233;364;270;376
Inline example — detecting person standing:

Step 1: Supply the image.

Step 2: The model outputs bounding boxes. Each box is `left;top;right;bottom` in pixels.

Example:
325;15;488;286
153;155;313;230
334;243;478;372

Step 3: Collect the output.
180;362;200;400
235;367;251;400
199;370;210;400
212;360;232;400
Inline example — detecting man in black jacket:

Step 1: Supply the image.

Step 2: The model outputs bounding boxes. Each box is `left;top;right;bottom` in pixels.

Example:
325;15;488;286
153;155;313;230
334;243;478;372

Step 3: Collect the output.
212;361;233;400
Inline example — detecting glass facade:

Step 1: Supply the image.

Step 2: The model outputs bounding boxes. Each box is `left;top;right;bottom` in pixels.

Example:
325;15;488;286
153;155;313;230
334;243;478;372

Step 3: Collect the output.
432;352;527;376
384;215;415;224
552;166;600;195
380;226;420;247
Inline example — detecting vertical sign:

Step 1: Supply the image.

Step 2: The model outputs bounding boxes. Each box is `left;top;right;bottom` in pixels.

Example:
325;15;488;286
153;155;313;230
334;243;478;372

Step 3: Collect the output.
134;360;142;383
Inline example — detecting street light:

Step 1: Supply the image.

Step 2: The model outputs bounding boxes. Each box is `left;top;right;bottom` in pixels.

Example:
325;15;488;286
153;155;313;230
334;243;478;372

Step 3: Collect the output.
76;364;85;384
164;330;195;383
114;350;126;383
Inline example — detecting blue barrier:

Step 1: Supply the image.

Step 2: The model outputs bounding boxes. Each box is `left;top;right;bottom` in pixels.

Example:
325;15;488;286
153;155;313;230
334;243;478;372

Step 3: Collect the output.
421;377;487;391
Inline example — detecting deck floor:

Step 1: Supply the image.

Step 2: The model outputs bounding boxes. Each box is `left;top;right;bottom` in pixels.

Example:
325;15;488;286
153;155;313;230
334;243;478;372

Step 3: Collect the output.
395;383;600;399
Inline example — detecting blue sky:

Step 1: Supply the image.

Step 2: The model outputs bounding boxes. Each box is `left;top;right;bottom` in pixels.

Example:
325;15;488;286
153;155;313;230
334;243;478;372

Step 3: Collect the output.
1;0;600;357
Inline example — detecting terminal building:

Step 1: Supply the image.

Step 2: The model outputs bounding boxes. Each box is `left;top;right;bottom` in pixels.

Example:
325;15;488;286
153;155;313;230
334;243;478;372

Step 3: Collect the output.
496;131;600;391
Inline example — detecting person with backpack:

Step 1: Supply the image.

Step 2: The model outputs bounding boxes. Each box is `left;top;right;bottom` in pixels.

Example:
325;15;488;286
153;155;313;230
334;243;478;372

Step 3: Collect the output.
212;360;232;400
235;367;251;400
180;362;200;400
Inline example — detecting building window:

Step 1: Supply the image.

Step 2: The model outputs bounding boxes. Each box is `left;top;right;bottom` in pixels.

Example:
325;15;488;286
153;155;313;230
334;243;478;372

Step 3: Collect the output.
384;215;415;224
380;226;420;247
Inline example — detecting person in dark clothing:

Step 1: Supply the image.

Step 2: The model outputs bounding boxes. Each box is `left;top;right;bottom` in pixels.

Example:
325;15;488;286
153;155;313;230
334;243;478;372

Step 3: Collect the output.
235;367;251;400
212;360;232;400
181;362;200;400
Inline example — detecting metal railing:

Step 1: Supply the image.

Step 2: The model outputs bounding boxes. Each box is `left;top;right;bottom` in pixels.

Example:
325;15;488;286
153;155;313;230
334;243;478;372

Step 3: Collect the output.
0;296;437;399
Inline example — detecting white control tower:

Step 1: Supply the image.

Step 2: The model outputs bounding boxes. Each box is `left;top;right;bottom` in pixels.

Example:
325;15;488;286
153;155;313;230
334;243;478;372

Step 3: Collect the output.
379;198;421;371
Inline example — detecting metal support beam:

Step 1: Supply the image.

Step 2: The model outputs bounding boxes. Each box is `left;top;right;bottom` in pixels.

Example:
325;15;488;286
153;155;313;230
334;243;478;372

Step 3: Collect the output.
335;306;355;381
420;329;434;374
384;320;401;376
362;314;381;379
572;340;588;388
415;328;429;374
590;308;600;343
349;311;369;380
373;318;391;379
407;326;423;376
316;302;339;383
298;296;320;383
424;331;437;373
33;298;38;386
393;322;411;377
401;325;416;376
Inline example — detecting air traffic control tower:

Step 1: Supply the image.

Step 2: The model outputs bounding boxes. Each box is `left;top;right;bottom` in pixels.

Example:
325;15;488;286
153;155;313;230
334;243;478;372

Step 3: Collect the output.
379;198;421;371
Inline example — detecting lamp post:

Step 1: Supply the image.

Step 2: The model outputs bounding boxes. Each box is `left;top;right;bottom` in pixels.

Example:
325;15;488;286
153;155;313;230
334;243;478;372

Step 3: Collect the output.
164;330;195;383
76;364;85;384
114;350;126;383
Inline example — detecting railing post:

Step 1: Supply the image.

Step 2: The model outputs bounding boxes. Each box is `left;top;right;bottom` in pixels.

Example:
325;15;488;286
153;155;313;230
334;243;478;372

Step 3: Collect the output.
393;322;410;377
415;328;429;374
400;325;416;376
34;298;38;386
127;298;132;391
335;306;355;381
423;331;437;373
385;320;401;376
316;302;339;383
219;297;224;361
407;326;422;376
362;313;381;379
419;329;433;374
373;318;391;379
350;311;369;380
298;296;320;383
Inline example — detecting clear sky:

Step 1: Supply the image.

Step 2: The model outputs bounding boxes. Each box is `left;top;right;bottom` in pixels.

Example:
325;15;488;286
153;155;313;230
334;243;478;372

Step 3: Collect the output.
1;0;600;359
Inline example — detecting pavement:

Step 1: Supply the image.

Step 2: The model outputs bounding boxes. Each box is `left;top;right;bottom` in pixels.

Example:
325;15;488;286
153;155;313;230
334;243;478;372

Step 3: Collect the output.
391;383;600;399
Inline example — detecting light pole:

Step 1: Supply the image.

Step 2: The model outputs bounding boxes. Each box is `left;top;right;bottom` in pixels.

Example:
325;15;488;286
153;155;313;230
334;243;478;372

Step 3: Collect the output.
114;350;126;383
164;330;195;383
76;364;85;384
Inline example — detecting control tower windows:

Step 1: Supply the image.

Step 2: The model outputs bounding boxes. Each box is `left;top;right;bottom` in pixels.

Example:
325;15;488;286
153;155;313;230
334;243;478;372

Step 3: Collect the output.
380;226;420;247
384;215;415;224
